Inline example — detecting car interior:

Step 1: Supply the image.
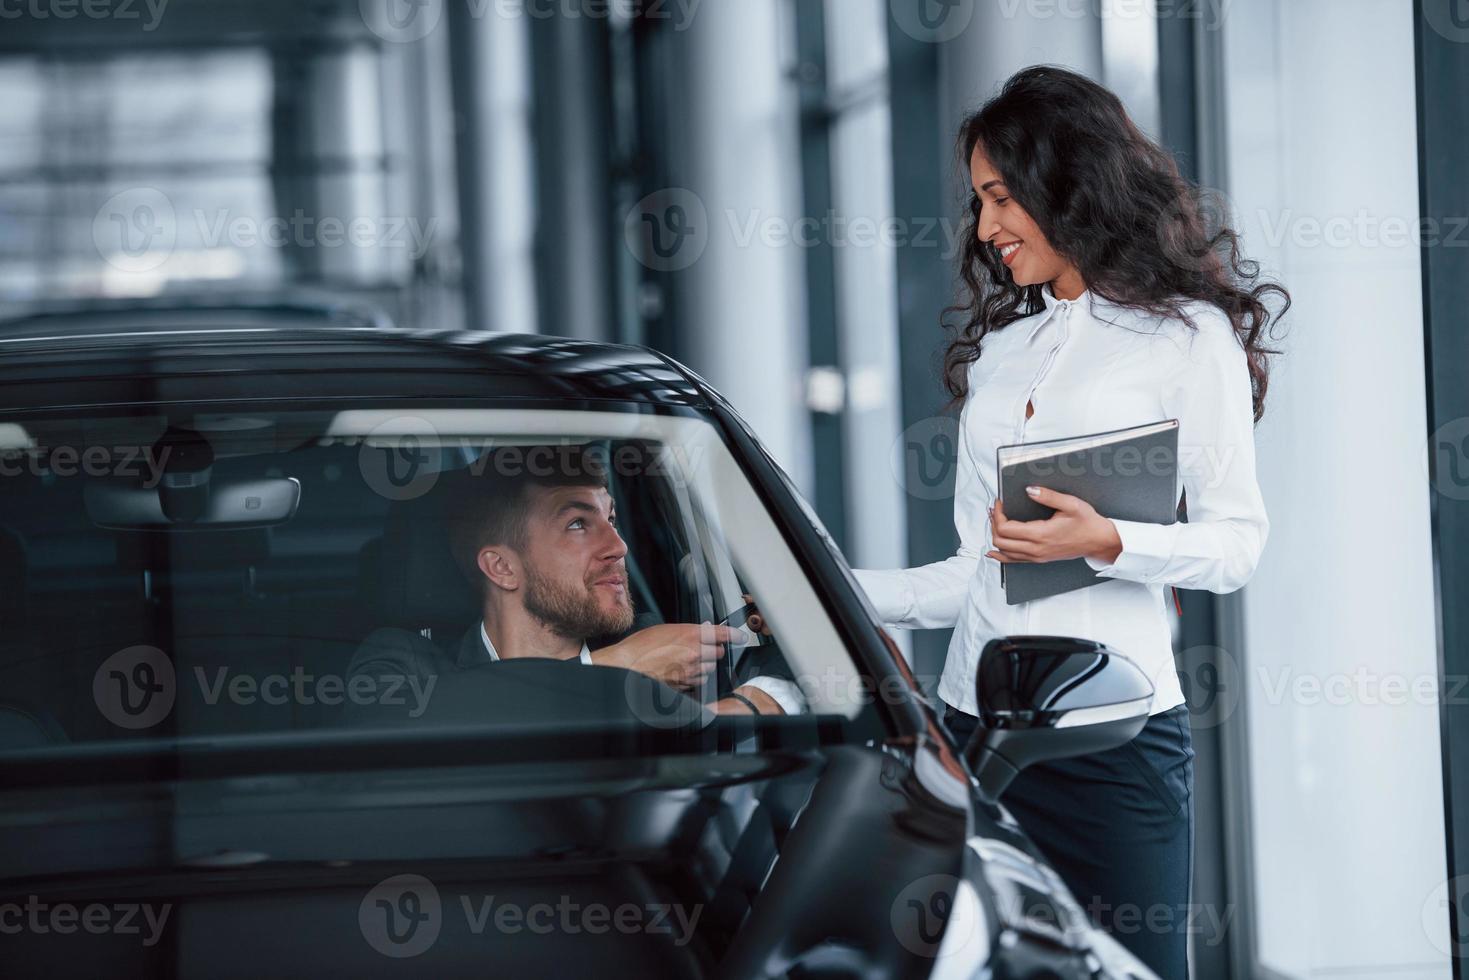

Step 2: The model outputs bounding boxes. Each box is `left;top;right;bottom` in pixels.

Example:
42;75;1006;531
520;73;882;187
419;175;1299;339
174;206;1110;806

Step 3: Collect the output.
0;411;818;752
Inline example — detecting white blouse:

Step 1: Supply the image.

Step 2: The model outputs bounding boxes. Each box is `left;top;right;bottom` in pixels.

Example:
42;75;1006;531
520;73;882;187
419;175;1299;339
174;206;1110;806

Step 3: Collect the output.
854;285;1268;717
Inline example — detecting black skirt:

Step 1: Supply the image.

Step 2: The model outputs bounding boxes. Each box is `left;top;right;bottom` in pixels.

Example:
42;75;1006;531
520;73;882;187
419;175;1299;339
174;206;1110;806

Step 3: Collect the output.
944;702;1196;978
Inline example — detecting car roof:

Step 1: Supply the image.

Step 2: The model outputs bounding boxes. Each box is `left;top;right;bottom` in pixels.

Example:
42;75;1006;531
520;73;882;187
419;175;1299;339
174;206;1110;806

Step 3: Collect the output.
0;298;396;334
0;313;710;412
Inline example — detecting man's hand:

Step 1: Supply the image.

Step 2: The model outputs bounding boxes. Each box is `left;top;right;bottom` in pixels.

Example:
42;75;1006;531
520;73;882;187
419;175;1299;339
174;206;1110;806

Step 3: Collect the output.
985;487;1124;565
738;593;772;637
592;623;743;691
710;686;784;715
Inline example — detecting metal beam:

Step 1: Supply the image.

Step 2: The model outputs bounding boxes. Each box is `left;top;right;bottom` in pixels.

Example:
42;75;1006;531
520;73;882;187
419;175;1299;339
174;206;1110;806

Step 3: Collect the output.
1415;1;1469;971
883;20;955;689
793;0;850;554
528;10;615;341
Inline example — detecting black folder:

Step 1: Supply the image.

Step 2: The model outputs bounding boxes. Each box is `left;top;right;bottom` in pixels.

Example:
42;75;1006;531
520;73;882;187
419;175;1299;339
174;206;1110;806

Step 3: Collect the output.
997;419;1180;604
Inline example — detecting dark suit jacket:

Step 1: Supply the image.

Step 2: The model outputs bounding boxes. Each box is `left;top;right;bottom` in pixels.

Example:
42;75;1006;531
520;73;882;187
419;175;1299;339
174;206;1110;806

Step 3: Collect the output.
346;615;797;705
346;622;564;688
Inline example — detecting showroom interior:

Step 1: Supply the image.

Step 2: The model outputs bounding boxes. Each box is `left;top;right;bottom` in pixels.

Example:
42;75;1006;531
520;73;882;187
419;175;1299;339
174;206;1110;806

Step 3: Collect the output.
1;0;1467;977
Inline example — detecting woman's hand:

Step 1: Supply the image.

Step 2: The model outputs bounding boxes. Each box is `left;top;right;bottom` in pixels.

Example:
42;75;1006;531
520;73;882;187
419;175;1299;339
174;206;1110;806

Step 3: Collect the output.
986;486;1124;565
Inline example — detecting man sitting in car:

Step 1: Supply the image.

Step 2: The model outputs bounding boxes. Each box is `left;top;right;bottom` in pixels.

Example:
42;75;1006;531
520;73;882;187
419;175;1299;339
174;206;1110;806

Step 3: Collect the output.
350;444;801;717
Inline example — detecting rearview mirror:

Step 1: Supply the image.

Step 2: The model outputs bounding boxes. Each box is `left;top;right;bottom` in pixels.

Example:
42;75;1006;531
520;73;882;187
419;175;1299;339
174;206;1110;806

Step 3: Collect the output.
85;477;301;531
966;636;1153;804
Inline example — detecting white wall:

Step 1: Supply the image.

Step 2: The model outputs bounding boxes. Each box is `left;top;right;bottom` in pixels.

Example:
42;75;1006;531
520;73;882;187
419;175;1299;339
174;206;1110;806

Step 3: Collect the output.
1223;1;1450;975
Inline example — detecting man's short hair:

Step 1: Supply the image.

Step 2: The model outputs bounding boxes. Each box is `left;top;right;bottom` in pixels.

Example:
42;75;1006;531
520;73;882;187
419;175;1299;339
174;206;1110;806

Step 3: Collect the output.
443;443;611;589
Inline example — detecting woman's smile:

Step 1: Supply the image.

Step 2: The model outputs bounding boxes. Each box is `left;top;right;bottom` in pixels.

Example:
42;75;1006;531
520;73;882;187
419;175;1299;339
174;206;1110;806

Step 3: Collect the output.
997;240;1024;266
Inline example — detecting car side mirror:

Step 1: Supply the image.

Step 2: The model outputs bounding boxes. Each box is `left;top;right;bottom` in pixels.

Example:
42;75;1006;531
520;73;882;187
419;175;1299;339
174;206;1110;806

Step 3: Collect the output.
965;636;1154;804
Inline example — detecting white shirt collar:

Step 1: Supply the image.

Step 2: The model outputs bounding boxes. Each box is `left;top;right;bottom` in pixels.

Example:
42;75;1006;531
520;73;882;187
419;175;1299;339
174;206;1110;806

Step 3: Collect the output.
1040;281;1074;312
480;620;593;665
1027;284;1134;342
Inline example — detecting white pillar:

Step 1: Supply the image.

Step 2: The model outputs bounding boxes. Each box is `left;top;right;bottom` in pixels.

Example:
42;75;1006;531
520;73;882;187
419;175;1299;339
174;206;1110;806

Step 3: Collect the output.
937;4;1105;144
662;0;814;495
447;0;539;335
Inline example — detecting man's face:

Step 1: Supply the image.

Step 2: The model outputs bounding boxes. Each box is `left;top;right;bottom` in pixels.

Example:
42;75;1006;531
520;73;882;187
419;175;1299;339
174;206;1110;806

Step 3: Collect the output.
516;484;635;639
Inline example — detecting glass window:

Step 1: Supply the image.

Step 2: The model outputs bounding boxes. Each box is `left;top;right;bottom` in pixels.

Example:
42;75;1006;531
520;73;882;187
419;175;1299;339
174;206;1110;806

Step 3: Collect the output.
1219;0;1449;975
819;0;909;652
0;406;870;758
0;46;409;305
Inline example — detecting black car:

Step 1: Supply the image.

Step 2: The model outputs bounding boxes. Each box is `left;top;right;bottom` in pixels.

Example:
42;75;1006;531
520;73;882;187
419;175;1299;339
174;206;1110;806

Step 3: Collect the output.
0;313;1160;979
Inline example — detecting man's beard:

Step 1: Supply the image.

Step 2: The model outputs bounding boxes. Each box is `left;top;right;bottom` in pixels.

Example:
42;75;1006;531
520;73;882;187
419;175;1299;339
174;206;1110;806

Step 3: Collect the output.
522;564;636;641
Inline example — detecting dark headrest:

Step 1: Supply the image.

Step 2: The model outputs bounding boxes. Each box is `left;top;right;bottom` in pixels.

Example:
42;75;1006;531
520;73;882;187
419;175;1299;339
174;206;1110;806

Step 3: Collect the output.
368;495;479;632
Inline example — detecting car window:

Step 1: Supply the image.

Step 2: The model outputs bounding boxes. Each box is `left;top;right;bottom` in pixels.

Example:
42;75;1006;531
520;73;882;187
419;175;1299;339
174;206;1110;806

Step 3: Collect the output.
0;406;873;756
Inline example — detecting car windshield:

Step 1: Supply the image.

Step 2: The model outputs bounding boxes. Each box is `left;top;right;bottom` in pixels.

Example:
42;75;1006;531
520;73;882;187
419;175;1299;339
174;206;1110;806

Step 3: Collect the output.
0;404;880;762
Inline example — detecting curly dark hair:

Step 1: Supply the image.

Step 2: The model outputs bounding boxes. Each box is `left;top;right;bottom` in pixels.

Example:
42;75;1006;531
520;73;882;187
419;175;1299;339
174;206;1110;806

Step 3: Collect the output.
942;65;1288;421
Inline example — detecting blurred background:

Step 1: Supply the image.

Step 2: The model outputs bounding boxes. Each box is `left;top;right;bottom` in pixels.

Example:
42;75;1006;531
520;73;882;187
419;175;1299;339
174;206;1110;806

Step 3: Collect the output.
2;0;1467;976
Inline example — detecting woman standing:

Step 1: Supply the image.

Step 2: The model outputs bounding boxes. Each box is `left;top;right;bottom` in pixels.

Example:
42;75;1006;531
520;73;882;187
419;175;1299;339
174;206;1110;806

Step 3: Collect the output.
853;66;1287;976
